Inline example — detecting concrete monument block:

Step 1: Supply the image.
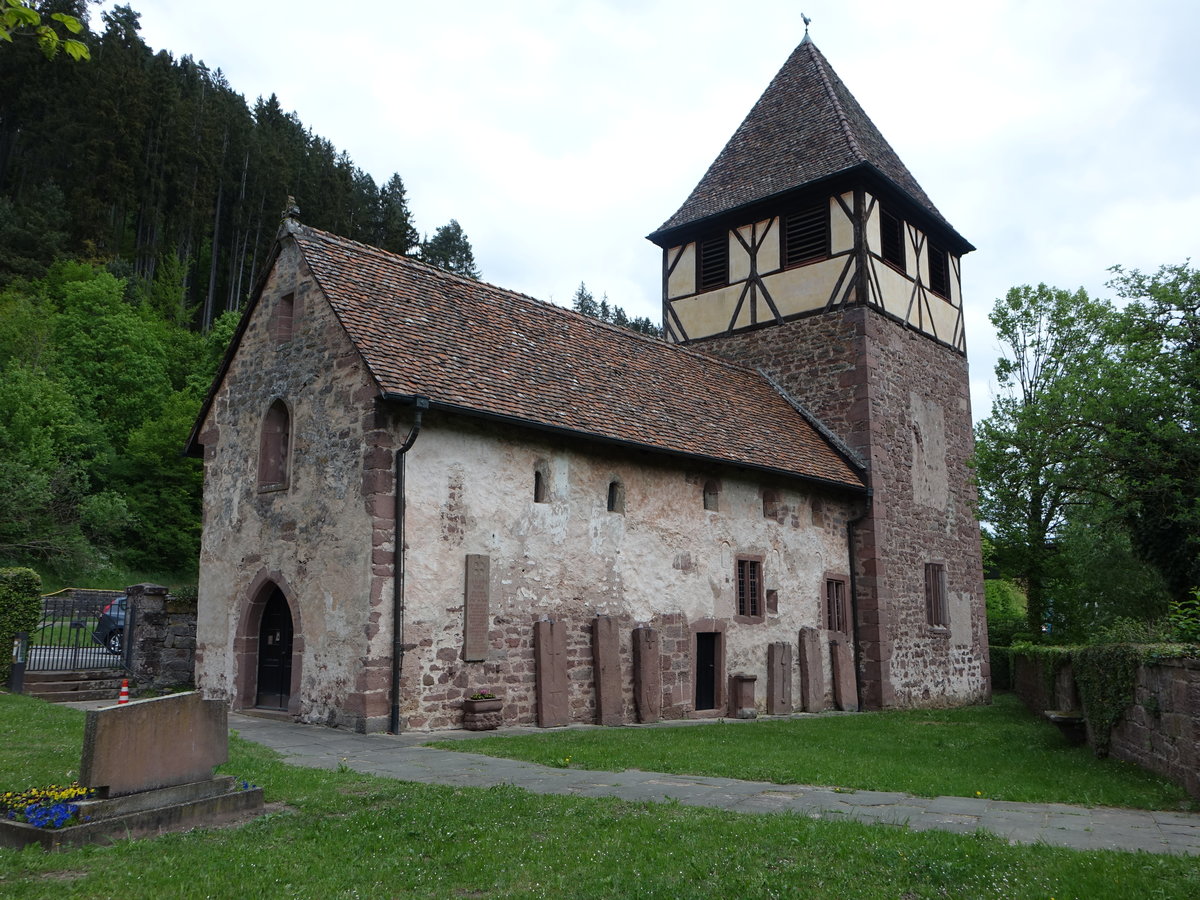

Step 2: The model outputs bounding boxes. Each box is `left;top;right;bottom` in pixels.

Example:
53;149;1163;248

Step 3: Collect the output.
80;692;228;798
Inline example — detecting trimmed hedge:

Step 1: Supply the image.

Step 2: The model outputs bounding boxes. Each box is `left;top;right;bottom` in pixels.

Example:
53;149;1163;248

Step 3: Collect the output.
0;568;42;685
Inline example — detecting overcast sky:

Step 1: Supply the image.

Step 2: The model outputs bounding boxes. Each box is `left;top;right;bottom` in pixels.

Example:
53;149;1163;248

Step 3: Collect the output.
96;1;1200;423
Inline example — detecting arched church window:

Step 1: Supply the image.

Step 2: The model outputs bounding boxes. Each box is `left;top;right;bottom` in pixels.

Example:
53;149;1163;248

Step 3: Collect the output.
273;292;295;343
258;399;291;490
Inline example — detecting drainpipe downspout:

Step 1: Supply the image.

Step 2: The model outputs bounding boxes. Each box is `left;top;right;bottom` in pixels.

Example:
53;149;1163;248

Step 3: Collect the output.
846;488;872;712
389;396;429;735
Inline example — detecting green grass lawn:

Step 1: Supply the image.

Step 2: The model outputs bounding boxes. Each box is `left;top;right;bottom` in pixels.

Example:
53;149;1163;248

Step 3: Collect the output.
430;693;1193;811
2;693;1198;899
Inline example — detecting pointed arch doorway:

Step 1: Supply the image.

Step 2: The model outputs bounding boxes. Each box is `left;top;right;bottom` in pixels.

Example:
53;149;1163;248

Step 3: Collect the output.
256;588;294;710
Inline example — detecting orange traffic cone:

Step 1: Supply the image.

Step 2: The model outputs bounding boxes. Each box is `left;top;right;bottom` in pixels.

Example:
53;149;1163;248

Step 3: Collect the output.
118;678;130;705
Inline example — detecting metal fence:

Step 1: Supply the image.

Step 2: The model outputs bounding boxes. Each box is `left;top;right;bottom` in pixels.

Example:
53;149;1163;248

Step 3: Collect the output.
28;589;128;672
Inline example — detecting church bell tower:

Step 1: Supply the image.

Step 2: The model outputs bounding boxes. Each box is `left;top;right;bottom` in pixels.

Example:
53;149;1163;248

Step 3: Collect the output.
649;34;989;708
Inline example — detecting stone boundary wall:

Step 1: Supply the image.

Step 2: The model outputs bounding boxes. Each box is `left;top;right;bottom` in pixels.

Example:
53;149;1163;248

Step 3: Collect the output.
1011;652;1199;798
128;583;197;691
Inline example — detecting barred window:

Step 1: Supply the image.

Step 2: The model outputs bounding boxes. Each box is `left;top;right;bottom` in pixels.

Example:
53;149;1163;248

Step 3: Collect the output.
826;578;848;633
737;558;762;618
925;563;948;627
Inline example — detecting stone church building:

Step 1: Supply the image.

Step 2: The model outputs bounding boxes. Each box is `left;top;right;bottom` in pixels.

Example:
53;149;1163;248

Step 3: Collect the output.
187;36;989;733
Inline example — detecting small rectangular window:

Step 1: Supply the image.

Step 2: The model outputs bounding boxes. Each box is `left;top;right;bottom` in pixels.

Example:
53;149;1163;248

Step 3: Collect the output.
736;558;762;618
927;241;950;298
925;563;948;628
697;234;728;291
825;578;848;633
703;479;720;511
880;208;905;269
784;201;828;267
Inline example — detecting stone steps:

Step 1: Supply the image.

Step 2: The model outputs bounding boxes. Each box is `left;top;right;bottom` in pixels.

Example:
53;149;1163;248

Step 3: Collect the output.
22;670;125;703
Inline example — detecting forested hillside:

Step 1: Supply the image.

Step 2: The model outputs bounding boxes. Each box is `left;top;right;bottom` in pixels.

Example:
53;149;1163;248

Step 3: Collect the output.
0;3;476;584
0;2;463;325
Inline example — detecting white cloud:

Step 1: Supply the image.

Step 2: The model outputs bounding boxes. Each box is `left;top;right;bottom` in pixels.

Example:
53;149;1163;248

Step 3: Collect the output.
100;0;1200;423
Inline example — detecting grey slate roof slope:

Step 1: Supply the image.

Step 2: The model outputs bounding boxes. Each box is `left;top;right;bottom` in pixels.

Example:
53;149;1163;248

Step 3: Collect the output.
654;36;948;236
292;226;865;490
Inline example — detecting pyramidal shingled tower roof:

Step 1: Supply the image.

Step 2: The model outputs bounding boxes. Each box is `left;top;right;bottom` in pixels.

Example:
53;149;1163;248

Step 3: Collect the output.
653;36;951;238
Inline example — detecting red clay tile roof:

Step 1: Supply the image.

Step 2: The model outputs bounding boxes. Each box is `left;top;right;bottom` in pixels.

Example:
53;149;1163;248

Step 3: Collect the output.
295;226;864;490
654;37;950;237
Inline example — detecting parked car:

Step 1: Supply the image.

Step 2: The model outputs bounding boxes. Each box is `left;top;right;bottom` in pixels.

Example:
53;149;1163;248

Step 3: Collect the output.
92;595;126;655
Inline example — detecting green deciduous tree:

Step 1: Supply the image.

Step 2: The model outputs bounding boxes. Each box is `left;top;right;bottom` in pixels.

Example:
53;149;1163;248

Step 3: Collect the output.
974;284;1111;632
1102;263;1200;604
0;0;89;60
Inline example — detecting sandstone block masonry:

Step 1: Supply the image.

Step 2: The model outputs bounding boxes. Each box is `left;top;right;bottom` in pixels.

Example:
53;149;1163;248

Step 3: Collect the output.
700;307;989;708
1013;653;1200;799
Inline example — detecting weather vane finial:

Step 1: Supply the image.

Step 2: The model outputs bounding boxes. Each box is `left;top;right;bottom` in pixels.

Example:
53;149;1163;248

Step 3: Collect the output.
802;12;811;34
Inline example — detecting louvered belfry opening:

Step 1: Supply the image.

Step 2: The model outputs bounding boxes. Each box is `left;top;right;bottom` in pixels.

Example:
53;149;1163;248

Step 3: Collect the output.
783;201;828;267
697;234;728;290
880;207;905;269
927;241;950;298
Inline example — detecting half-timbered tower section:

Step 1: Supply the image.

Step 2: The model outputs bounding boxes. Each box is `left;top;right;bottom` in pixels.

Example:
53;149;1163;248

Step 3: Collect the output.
189;221;869;733
649;35;989;708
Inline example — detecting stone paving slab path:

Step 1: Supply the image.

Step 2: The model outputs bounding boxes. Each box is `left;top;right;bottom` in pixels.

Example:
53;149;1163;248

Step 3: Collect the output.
227;712;1200;857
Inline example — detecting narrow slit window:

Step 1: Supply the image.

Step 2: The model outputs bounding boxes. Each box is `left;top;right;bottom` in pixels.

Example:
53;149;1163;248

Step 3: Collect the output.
607;480;625;514
533;469;546;503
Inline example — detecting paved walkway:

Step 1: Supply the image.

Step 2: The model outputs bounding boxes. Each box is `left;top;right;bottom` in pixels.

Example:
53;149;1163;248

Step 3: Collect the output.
228;712;1200;856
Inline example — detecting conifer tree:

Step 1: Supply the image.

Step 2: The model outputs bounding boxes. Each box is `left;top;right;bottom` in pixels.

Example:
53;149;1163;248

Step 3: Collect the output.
420;219;480;279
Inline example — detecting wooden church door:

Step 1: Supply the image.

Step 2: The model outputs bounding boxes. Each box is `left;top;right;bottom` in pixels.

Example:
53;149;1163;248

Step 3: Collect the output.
256;589;293;710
